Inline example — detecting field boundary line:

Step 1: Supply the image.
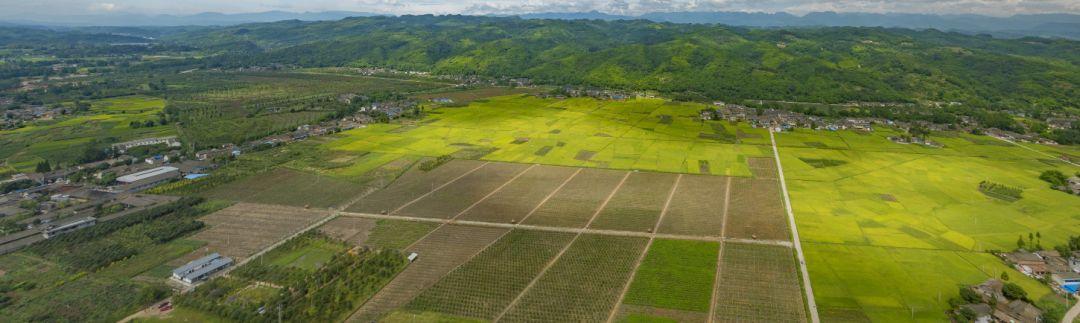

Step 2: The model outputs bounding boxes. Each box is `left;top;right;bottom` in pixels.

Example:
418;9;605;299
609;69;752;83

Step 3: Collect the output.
771;130;820;323
337;211;794;246
215;209;339;280
492;228;583;322
605;174;680;323
389;161;491;215
992;136;1080;167
651;174;683;233
585;171;632;228
517;168;582;224
708;176;734;323
451;163;537;220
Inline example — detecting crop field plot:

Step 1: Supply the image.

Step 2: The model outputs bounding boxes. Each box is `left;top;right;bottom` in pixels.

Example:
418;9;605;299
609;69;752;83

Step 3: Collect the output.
588;172;679;232
396;162;529;219
200;167;367;208
657;175;728;236
713;243;806;323
459;165;578;223
349;224;509;322
318;216;378;246
348;159;486;214
324;96;772;176
185;203;328;261
499;234;649;322
523;168;628;228
404;230;576;320
777;129;1078;321
618;239;719;322
362;219;442;251
0;95;174;171
746;156;779;179
725;177;790;241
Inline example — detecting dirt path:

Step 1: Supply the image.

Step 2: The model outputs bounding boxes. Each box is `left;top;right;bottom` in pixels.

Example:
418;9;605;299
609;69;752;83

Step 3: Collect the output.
1063;297;1080;323
708;176;734;323
338;211;793;246
770;130;821;323
604;174;683;322
992;136;1080;167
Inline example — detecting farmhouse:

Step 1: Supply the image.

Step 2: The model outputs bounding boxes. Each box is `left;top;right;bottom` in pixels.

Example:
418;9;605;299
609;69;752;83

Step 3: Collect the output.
111;136;181;153
993;299;1043;323
1003;251;1049;276
115;166;180;192
42;217;96;239
171;253;233;284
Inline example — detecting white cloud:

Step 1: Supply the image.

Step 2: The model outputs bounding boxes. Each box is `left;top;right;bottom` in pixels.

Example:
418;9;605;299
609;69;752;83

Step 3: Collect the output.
89;2;118;11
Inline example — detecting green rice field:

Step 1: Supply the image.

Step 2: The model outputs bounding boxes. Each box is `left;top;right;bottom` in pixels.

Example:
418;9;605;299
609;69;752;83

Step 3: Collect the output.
777;128;1078;321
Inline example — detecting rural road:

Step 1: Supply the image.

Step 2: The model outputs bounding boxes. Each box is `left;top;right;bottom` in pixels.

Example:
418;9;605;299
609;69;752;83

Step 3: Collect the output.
993;136;1080;167
1064;297;1079;323
771;130;821;323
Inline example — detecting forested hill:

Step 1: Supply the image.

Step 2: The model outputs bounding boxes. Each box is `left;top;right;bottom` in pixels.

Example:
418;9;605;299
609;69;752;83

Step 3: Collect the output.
164;15;1079;111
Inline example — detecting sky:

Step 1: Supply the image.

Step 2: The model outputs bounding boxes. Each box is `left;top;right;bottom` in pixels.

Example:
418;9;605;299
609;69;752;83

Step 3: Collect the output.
1;0;1078;18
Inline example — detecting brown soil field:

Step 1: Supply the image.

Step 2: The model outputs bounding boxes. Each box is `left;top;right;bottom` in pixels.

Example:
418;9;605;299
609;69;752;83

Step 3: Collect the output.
458;165;578;224
395;162;529;219
317;216;377;246
713;243;806;322
523;168;628;228
746;157;779;179
657;175;729;236
184;203;329;261
725;177;790;241
588;172;678;232
348;159;486;214
347;224;509;322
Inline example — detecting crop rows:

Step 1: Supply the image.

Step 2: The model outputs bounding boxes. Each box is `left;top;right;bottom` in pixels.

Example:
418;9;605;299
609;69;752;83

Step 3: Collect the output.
658;175;728;236
713;243;806;323
317;216;378;246
405;230;575;320
588;172;678;232
499;234;649;322
349;159;486;214
523;168;627;228
459;165;578;223
202;168;365;208
397;162;529;219
348;225;509;322
190;203;327;260
746;157;779;179
726;177;790;241
623;239;719;313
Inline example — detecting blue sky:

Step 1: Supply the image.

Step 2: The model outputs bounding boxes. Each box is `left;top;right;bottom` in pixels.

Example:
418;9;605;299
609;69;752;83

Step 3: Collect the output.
1;0;1077;17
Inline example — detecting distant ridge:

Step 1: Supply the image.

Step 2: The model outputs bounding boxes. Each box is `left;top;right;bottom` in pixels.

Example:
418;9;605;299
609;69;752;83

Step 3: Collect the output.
517;11;1080;39
0;10;381;27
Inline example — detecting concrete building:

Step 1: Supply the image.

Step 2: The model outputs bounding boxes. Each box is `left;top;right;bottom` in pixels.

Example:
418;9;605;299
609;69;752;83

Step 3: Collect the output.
171;253;233;284
115;166;180;192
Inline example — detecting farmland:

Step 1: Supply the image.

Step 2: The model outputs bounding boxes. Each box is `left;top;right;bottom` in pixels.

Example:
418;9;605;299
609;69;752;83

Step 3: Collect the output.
620;239;719;322
713;243;807;322
323;95;773;176
185;203;329;261
0;95;174;171
777;128;1078;321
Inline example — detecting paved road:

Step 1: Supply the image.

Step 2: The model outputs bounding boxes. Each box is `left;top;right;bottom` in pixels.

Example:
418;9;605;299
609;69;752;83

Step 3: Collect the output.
771;130;821;323
1064;296;1079;323
992;136;1080;167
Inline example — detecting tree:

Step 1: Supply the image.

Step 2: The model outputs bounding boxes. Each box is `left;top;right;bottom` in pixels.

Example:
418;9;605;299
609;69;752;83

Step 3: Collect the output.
959;286;981;303
34;160;51;173
1001;282;1027;301
1017;235;1026;249
1000;271;1009;281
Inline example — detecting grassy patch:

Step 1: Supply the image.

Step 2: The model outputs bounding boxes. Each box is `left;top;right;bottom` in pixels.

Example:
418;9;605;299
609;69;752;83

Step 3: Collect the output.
624;239;718;312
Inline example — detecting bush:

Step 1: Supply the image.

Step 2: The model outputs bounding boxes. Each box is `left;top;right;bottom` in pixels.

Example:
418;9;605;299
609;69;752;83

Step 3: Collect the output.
959;286;981;303
1002;282;1027;301
1039;170;1068;187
